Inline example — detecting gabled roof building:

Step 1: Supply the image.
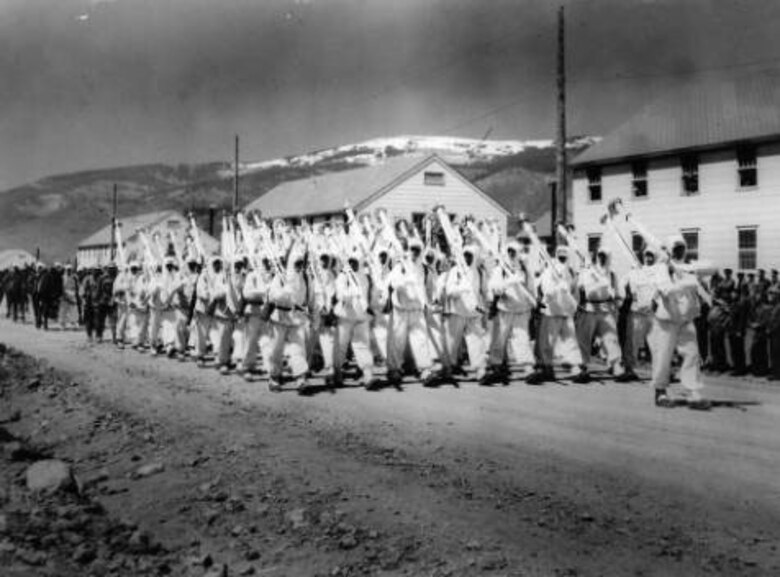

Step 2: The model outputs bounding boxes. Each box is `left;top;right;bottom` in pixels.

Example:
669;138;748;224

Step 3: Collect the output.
77;210;218;269
245;154;510;234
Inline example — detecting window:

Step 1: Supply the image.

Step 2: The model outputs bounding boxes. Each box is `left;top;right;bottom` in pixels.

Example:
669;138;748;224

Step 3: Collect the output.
681;155;699;195
631;162;648;198
737;227;757;270
587;234;601;257
167;219;181;229
411;212;426;233
631;232;644;256
423;171;445;186
586;168;602;202
681;229;700;262
737;146;757;188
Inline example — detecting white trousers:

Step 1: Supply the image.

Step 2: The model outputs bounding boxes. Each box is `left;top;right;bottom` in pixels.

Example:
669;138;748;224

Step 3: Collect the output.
130;309;149;346
649;319;703;392
58;300;78;328
173;309;190;353
445;314;486;371
335;318;374;381
231;319;246;365
116;304;129;343
388;309;432;372
194;312;212;359
537;315;582;368
370;312;389;361
489;311;534;368
266;323;309;379
212;317;234;366
576;311;623;373
242;315;271;371
425;309;449;366
624;312;653;371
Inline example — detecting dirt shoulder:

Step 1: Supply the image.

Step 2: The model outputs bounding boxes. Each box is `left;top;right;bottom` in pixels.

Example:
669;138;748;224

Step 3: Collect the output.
1;320;779;576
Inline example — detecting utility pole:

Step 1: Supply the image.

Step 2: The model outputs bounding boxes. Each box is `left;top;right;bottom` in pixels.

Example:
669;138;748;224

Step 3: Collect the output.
110;183;118;262
233;134;240;214
550;179;558;253
555;5;567;223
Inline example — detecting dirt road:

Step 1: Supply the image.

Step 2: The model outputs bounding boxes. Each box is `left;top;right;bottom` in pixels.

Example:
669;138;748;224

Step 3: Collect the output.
1;318;779;576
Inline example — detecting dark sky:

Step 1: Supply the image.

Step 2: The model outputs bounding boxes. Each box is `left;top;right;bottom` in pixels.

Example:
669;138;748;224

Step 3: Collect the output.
2;0;780;188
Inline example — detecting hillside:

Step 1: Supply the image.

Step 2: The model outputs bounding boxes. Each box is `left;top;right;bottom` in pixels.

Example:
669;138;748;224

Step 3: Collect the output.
0;135;597;262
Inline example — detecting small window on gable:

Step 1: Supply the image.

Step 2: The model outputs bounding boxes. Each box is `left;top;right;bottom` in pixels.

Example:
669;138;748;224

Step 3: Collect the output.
681;155;699;195
167;219;181;229
424;171;445;186
586;167;602;202
737;145;757;189
632;162;648;198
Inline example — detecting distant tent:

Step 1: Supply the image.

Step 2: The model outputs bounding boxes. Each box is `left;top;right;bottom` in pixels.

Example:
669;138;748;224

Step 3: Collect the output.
0;249;36;270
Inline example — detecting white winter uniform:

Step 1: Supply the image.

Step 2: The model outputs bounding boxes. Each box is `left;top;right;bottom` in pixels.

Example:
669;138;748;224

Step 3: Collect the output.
387;260;432;374
487;261;536;369
536;263;582;369
334;268;374;382
623;266;656;371
441;264;487;373
575;265;623;373
648;261;704;392
266;270;309;379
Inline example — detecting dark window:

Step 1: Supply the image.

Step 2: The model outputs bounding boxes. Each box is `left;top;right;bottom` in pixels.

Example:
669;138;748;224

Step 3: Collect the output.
681;229;699;262
737;146;757;188
411;212;426;233
424;171;445;186
631;232;644;256
738;228;757;270
681;155;699;195
632;162;648;198
586;168;602;202
587;234;601;258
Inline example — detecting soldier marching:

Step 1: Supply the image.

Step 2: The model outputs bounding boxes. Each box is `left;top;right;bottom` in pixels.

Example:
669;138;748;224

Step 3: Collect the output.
4;202;780;407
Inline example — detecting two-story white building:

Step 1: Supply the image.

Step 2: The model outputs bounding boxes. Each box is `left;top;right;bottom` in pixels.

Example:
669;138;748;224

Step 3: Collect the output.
571;77;780;274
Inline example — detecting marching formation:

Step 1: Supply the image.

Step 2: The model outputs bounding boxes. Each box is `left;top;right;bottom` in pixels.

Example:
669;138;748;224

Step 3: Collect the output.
3;202;780;408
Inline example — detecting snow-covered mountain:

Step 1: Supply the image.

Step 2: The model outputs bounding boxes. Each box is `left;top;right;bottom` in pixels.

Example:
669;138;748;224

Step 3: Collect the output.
235;134;601;175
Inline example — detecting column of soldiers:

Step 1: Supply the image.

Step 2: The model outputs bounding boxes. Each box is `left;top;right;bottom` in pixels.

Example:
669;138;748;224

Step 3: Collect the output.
3;205;780;405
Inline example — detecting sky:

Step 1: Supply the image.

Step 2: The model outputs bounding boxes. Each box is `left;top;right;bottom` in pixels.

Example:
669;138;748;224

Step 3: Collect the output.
2;0;780;189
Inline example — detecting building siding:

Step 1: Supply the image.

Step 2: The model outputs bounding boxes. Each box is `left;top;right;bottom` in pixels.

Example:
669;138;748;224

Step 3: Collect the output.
573;142;780;275
364;159;508;236
76;214;216;269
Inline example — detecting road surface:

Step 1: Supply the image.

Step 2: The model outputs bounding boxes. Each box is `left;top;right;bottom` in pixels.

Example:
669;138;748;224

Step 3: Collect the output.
1;318;779;576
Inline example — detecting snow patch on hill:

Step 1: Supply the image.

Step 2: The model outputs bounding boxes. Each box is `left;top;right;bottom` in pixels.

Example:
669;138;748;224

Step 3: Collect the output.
234;135;600;176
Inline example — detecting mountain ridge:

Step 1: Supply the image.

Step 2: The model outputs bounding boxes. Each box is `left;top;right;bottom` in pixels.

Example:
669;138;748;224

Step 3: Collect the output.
0;135;598;263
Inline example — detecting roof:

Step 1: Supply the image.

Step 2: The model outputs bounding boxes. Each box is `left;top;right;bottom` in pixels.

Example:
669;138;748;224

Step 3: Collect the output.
573;72;780;167
532;210;553;237
245;154;508;218
79;210;181;248
0;249;36;270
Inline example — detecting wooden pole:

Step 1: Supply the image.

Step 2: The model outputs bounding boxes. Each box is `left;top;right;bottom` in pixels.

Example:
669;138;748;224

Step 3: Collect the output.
555;5;567;223
110;183;118;262
550;179;558;253
233;134;240;214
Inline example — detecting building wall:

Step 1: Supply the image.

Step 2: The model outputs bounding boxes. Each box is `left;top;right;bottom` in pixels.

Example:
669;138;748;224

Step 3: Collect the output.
365;159;508;236
572;142;780;275
77;216;217;268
